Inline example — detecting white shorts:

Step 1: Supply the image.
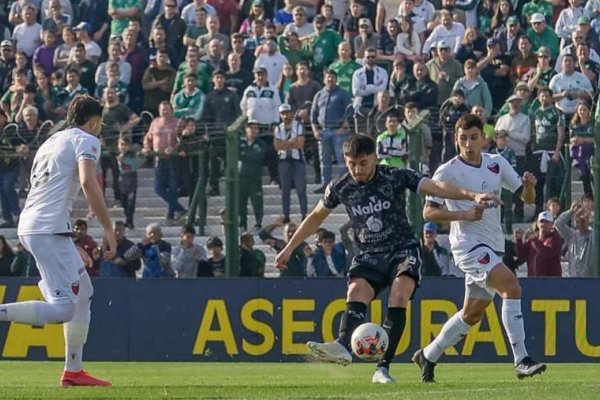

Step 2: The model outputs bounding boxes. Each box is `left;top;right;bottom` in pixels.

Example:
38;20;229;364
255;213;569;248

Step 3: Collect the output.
455;244;504;300
19;234;85;305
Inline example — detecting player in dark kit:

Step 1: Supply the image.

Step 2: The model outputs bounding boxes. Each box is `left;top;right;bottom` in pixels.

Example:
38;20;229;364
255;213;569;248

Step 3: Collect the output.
275;135;501;384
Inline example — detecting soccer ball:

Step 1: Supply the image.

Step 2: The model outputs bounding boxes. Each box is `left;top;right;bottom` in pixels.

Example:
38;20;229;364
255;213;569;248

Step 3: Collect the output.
350;323;389;362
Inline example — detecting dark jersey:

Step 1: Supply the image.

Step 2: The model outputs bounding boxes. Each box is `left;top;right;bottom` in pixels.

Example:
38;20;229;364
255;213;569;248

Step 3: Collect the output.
321;165;424;253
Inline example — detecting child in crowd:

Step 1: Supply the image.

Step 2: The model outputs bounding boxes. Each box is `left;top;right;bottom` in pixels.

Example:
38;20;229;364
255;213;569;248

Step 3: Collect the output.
172;224;207;278
546;197;561;220
205;236;225;277
376;111;408;168
117;136;141;230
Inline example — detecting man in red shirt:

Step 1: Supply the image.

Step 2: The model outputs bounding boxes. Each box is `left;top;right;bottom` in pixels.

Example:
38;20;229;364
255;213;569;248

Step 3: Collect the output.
207;0;239;34
514;211;562;276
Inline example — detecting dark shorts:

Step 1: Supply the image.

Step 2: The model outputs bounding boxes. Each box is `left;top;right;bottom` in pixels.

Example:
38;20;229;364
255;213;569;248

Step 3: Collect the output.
348;246;422;298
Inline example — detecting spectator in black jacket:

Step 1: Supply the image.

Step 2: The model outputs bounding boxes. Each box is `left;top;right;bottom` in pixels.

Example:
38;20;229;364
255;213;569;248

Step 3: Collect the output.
239;232;266;277
399;61;438;110
203;69;241;195
153;0;187;66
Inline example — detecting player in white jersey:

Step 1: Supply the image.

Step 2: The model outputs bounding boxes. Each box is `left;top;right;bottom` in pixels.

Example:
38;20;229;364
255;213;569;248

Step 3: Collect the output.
2;95;116;387
413;114;547;382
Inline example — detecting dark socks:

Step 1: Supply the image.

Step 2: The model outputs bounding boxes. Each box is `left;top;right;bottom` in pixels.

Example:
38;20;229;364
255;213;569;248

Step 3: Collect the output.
337;301;367;351
377;307;407;370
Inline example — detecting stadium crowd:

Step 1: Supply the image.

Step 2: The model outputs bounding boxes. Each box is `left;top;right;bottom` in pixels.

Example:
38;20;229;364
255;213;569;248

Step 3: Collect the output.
0;0;596;278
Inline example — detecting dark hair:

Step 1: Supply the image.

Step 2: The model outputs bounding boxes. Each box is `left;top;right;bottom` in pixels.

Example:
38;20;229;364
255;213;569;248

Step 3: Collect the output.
321;230;335;241
207;236;223;248
74;42;85;50
65;67;80;76
296;60;310;70
24;83;36;93
343;134;376;157
181;224;196;235
67;95;103;127
114;220;126;228
404;101;419;110
455;113;483;134
184;72;197;80
386;110;400;120
581;193;594;202
324;68;337;77
74;219;88;228
538;86;552;96
547;197;560;205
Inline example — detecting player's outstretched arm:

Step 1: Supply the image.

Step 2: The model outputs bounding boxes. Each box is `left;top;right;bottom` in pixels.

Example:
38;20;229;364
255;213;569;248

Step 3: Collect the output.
79;159;116;259
275;202;332;270
419;178;503;205
423;202;486;223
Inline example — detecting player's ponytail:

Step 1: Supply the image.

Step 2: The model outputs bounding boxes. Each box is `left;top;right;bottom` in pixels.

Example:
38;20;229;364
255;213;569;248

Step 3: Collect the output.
66;94;103;128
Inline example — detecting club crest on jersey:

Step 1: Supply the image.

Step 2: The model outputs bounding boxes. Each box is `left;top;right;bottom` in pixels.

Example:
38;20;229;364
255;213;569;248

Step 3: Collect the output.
478;253;491;265
351;196;391;216
71;282;80;295
366;216;383;232
487;162;500;174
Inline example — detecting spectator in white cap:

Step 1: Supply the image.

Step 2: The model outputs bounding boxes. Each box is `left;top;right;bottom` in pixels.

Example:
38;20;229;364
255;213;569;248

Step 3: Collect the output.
526;13;559;60
514;211;562;277
274;103;308;222
422;10;465;56
354;18;378;60
426;39;464;104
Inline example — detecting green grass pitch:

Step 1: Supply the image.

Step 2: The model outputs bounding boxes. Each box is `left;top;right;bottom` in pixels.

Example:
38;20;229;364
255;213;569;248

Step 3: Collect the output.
0;362;598;399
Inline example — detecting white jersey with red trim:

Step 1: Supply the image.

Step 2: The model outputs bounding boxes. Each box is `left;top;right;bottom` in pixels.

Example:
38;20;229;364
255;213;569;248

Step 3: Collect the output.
426;153;522;259
18;127;101;235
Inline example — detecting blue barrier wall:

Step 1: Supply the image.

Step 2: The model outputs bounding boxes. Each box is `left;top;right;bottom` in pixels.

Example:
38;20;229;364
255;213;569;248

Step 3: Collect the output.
0;278;598;362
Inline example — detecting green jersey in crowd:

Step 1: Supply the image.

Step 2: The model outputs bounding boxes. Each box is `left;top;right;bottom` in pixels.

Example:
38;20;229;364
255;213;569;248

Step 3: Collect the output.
172;88;204;120
531;105;565;151
308;30;343;73
329;59;361;93
240;138;266;177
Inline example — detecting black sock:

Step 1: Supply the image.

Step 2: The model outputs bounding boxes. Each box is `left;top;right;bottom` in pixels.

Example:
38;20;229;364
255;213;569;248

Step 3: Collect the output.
337;302;367;351
377;307;407;370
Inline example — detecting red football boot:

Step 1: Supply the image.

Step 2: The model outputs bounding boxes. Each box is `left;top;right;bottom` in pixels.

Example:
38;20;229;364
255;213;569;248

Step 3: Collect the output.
60;370;112;387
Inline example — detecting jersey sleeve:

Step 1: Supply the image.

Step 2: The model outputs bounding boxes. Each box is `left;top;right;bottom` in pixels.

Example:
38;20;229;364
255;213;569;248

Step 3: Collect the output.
395;167;425;194
75;135;101;164
499;155;523;193
320;181;341;210
425;164;450;206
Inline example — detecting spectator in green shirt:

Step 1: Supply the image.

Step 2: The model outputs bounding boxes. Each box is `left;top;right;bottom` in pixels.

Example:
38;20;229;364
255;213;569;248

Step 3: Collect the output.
526;13;559;61
308;15;343;79
329;42;361;93
109;0;142;37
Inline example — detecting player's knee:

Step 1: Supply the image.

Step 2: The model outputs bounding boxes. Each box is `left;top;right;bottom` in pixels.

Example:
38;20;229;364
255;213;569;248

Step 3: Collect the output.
461;308;484;326
49;302;76;323
501;281;521;299
388;292;410;307
347;279;375;303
